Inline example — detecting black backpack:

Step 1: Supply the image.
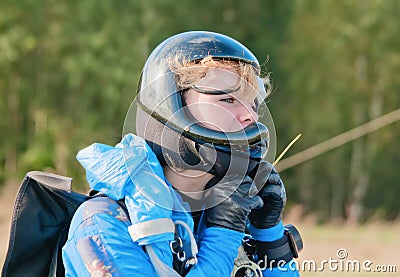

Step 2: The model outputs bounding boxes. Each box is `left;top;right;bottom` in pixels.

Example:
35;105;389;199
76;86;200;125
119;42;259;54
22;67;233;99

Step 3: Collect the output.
1;171;124;277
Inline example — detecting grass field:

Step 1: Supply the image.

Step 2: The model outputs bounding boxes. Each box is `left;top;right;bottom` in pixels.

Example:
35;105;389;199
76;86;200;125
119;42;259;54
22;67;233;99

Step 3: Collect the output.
281;207;400;277
293;222;400;276
1;184;399;276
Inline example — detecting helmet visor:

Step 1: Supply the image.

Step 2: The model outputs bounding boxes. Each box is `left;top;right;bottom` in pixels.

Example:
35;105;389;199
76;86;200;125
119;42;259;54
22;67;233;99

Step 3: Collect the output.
189;67;267;99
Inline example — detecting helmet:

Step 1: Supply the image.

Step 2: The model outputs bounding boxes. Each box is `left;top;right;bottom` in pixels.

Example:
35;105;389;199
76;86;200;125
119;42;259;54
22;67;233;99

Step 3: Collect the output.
133;31;271;180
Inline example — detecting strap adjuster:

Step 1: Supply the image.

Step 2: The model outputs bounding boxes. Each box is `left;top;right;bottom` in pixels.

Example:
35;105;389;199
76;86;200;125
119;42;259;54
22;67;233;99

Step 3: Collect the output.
284;224;303;258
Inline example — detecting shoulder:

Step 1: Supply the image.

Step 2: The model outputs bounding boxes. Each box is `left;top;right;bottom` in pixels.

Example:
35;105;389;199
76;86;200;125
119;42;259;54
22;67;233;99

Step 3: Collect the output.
63;196;155;276
69;196;131;234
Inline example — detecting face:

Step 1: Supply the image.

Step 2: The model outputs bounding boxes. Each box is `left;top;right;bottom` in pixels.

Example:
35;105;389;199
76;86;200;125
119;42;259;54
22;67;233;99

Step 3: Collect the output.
184;67;259;132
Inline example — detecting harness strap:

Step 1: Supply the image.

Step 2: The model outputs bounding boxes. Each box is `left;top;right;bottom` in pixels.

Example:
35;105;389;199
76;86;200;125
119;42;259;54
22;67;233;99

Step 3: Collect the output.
146;245;181;277
128;218;175;242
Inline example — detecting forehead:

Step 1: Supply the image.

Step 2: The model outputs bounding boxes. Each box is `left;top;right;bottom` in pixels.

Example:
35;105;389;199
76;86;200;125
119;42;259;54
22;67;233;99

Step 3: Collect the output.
195;67;240;88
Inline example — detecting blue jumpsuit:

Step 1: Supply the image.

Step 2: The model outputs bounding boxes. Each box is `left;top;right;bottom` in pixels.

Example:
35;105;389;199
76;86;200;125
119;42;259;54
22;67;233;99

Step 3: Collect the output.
62;134;299;276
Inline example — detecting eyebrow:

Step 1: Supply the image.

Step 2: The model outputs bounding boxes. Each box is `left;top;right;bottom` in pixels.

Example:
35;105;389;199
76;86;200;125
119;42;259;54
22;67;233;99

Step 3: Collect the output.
190;84;241;95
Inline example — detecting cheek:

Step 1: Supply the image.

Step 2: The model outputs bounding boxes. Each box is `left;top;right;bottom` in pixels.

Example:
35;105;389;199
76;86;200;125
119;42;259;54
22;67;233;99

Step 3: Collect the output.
187;103;239;131
188;103;223;121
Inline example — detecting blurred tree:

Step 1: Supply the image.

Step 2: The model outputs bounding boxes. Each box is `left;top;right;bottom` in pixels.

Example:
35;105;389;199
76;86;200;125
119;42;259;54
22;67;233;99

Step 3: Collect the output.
279;0;400;223
0;0;399;223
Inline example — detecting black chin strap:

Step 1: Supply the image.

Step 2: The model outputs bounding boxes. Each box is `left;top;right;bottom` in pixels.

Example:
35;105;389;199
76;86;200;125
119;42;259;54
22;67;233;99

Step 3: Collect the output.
204;176;222;190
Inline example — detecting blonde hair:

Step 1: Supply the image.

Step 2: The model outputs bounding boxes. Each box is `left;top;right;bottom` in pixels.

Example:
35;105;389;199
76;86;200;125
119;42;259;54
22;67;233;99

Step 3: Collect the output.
169;55;272;99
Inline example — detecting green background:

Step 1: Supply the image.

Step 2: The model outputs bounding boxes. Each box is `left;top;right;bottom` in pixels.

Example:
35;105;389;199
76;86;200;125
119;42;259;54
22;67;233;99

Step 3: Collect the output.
1;0;399;224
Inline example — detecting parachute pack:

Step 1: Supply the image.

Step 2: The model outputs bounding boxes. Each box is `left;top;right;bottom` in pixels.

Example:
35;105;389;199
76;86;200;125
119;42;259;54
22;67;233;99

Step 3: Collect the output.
1;171;126;277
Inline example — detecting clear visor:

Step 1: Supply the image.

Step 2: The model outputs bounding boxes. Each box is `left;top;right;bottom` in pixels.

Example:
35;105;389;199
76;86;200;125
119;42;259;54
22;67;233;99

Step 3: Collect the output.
183;67;267;109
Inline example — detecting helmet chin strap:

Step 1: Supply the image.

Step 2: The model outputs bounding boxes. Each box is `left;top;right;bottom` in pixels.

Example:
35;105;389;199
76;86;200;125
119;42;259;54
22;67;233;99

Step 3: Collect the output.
204;176;222;190
202;159;259;189
195;141;260;179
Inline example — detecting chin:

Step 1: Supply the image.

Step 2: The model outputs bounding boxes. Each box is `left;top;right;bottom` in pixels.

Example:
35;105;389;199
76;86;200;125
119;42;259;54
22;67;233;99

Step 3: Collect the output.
179;190;205;200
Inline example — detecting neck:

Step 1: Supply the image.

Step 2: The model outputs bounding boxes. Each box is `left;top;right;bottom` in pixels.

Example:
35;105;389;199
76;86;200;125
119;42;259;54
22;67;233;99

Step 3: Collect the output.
163;166;214;200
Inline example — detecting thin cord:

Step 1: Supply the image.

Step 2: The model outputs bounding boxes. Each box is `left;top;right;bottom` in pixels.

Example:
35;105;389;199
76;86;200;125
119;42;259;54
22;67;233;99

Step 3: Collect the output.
273;133;302;167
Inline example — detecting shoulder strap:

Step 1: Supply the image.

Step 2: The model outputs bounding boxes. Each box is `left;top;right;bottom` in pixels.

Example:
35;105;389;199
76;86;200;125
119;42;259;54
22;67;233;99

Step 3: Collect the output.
89;190;130;221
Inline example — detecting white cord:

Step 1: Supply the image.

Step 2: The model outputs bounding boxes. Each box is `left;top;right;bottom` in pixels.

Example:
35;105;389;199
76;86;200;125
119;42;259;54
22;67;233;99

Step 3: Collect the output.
174;220;198;257
146;220;198;276
146;245;181;277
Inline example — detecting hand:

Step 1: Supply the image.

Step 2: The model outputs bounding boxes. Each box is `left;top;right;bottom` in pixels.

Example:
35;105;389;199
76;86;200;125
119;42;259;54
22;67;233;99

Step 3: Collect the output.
205;175;263;232
248;161;286;229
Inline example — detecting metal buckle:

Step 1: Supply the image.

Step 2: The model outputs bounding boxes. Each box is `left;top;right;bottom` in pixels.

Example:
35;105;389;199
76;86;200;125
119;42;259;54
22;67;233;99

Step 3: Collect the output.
177;250;186;262
169;237;183;254
185;256;198;269
231;262;263;277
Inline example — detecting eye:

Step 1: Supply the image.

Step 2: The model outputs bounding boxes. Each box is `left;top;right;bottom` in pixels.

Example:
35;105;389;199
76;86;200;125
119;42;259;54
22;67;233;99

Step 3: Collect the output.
220;97;235;104
252;98;259;112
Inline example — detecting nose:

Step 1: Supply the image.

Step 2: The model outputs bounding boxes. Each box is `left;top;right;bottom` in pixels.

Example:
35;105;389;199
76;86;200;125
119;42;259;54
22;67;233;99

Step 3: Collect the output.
238;102;258;127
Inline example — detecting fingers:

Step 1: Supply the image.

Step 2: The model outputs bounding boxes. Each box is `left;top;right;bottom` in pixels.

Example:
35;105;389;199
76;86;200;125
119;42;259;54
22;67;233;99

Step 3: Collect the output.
252;161;273;188
251;160;284;190
251;195;264;210
260;182;286;198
